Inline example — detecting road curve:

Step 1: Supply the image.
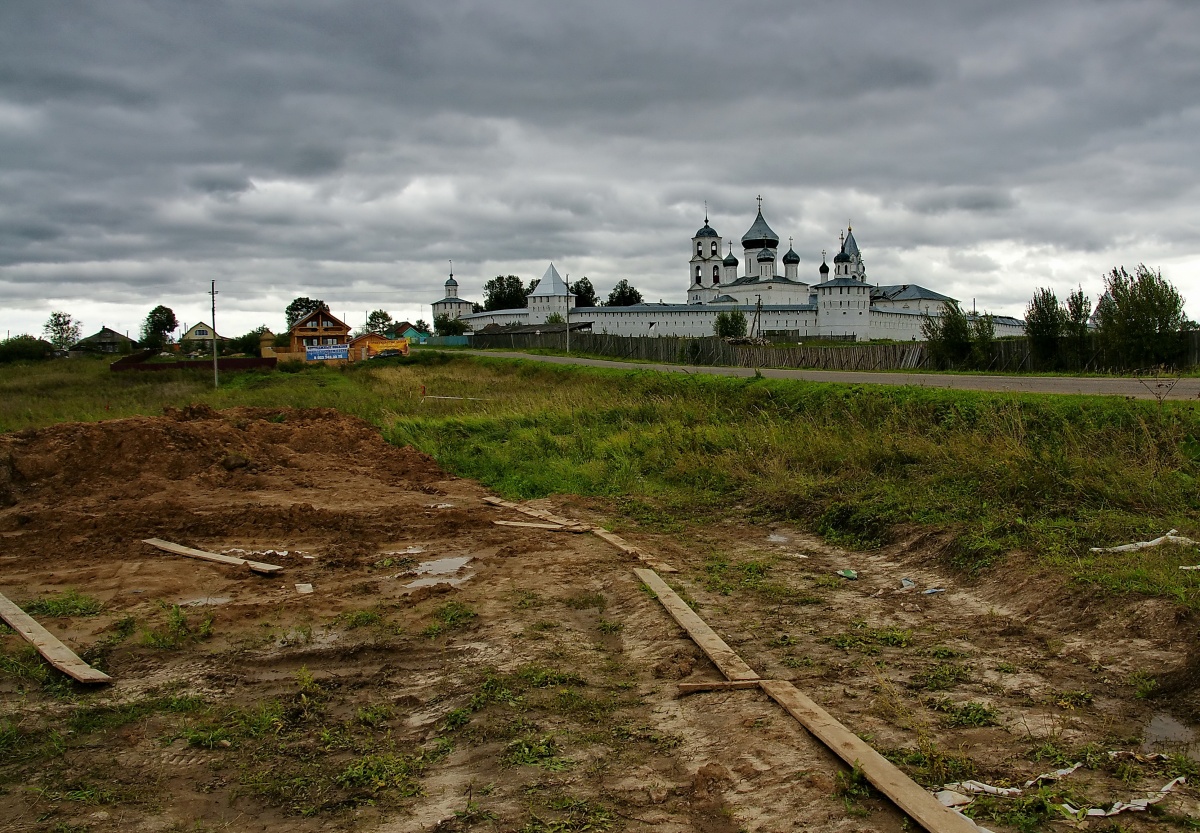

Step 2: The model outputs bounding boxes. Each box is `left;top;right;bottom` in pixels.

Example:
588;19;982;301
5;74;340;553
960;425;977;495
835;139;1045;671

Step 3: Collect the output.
435;349;1200;401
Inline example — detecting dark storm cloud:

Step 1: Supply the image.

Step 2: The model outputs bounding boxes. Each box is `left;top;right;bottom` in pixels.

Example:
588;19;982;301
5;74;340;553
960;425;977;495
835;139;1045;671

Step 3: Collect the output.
2;0;1200;337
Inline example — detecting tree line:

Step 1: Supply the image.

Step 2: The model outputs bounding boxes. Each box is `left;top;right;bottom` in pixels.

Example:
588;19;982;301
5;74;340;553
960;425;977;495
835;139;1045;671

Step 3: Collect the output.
923;263;1194;371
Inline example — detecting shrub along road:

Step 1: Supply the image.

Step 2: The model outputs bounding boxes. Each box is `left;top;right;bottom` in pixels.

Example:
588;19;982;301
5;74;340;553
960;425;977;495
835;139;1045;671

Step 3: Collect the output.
445;349;1200;400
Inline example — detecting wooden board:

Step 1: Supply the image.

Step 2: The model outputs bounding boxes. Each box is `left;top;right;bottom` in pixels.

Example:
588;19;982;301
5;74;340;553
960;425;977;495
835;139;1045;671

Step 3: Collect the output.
759;680;979;833
484;495;678;572
591;528;678;572
633;568;759;681
0;592;111;684
143;538;283;574
493;520;591;533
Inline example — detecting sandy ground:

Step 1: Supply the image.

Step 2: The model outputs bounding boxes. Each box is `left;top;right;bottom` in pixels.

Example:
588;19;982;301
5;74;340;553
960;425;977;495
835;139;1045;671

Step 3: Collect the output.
1;405;1198;832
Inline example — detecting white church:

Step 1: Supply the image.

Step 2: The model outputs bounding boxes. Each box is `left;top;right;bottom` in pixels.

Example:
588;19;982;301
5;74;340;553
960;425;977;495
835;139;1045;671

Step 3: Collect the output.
434;200;1024;341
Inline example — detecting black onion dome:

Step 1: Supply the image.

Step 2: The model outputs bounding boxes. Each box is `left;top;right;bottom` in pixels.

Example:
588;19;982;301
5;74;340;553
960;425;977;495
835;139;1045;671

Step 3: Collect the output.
819;259;830;274
741;209;779;248
723;250;739;266
695;222;719;238
782;247;800;265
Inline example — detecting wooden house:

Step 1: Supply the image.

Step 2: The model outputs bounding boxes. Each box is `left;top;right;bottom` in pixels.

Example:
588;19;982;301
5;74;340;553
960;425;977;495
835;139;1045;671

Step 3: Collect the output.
288;307;351;355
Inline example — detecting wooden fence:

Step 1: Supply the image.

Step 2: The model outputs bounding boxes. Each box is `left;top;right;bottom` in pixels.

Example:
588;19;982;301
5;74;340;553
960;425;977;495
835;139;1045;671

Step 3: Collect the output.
468;330;1200;373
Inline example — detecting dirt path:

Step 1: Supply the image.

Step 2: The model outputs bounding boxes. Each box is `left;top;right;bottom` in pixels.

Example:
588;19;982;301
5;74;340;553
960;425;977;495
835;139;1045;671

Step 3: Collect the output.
444;349;1200;400
1;407;1197;832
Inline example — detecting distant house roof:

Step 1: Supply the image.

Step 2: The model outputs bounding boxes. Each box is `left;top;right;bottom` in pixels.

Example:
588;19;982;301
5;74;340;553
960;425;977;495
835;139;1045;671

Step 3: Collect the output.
349;332;391;346
180;322;226;341
74;327;137;347
872;284;956;304
289;307;350;334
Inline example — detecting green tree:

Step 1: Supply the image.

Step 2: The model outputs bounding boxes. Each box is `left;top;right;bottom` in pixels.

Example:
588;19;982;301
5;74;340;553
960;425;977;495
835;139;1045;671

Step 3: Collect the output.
921;302;972;368
228;325;271;355
1024;288;1065;368
570;277;598;308
714;309;747;338
482;275;531;311
434;313;469;336
606;279;643;306
140;305;178;351
1095;264;1190;367
413;319;431;334
362;309;393;336
1065;286;1091;369
969;312;995;369
42;311;82;350
285;297;326;329
545;312;565;324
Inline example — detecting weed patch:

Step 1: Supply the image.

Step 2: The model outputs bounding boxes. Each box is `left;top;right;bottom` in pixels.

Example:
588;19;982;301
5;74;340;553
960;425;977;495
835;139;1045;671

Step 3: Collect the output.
423;602;478;638
22;589;103;617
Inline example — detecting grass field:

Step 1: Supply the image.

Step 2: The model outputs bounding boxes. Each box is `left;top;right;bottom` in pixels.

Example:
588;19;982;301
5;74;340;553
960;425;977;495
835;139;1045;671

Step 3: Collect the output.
4;353;1200;609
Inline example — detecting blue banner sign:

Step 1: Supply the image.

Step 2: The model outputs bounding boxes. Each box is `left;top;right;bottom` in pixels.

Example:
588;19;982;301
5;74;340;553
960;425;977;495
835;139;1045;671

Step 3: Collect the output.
306;345;349;361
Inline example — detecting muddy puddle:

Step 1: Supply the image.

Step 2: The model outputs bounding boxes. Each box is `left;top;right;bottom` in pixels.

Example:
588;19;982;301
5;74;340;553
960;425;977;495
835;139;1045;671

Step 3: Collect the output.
405;555;474;588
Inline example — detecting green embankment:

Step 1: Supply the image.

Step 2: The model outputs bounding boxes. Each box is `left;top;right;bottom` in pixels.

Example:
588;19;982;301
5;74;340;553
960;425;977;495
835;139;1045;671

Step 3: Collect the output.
3;353;1200;607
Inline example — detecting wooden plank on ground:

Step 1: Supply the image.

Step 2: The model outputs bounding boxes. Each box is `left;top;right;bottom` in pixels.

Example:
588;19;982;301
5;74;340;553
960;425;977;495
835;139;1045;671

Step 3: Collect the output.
484;496;678;572
143;538;283;574
633;568;759;681
759;680;979;833
0;592;111;684
678;680;764;694
591;528;679;573
493;520;590;533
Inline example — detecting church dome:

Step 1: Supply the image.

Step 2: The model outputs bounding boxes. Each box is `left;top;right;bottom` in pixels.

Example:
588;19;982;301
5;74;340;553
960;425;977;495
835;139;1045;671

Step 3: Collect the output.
833;249;851;264
694;222;719;238
819;258;830;274
756;247;776;262
782;247;800;265
741;209;779;249
446;275;458;286
723;250;739;266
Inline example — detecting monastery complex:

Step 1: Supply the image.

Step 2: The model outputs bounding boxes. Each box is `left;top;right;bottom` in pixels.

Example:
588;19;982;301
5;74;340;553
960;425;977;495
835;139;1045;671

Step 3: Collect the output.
433;201;1025;341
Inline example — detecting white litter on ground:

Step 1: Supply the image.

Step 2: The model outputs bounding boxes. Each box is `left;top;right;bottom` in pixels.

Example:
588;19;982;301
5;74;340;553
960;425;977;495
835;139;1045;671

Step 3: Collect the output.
1091;529;1197;553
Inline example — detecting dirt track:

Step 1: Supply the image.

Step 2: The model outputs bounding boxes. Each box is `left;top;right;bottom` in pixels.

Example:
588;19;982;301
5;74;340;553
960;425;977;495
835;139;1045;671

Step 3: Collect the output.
450;349;1200;400
1;406;1198;832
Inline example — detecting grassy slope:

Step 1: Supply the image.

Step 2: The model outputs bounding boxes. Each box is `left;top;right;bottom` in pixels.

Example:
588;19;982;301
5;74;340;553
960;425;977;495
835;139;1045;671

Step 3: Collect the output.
4;354;1200;608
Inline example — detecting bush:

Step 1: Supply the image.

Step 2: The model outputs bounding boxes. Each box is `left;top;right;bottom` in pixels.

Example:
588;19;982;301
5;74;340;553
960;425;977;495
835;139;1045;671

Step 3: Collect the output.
0;335;53;364
714;309;747;339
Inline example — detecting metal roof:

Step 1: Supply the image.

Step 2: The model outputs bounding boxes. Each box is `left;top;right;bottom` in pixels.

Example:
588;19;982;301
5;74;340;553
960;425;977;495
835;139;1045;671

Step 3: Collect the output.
741;209;779;246
694;222;719;238
528;262;573;296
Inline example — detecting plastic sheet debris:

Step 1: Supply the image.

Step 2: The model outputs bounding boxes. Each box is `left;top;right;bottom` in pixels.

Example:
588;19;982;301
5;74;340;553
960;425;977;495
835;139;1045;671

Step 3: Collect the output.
836;569;858;580
426;503;455;509
1109;750;1170;763
901;578;916;589
295;584;313;594
923;587;946;595
935;771;1186;820
1091;529;1197;553
945;780;1021;797
1024;762;1082;787
936;789;973;807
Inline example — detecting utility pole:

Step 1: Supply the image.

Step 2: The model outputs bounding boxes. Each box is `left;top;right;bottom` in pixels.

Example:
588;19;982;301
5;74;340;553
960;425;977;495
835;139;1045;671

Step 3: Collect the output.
210;280;219;388
565;273;570;355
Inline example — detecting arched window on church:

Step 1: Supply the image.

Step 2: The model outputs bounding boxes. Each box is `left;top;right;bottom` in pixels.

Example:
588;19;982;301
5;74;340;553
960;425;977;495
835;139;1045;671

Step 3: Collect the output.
710;242;718;255
695;266;702;280
696;242;702;255
713;266;720;282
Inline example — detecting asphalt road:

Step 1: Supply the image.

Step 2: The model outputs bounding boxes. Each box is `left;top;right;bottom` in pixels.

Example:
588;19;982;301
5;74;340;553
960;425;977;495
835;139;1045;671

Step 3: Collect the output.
443;349;1200;401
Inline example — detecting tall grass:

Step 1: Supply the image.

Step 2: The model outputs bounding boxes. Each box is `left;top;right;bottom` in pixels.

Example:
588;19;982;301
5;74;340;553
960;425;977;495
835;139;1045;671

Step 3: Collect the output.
4;353;1200;606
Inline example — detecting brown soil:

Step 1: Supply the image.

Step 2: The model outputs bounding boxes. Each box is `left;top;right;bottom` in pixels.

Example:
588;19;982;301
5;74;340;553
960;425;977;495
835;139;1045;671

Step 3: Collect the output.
1;407;1198;832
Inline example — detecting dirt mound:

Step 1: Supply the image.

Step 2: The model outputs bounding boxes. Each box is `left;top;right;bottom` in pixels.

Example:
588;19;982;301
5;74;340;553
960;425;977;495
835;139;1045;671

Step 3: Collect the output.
0;406;445;505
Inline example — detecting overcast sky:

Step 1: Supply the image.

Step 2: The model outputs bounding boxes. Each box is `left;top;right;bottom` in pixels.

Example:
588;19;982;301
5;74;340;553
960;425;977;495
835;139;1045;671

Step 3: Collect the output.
3;0;1200;340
